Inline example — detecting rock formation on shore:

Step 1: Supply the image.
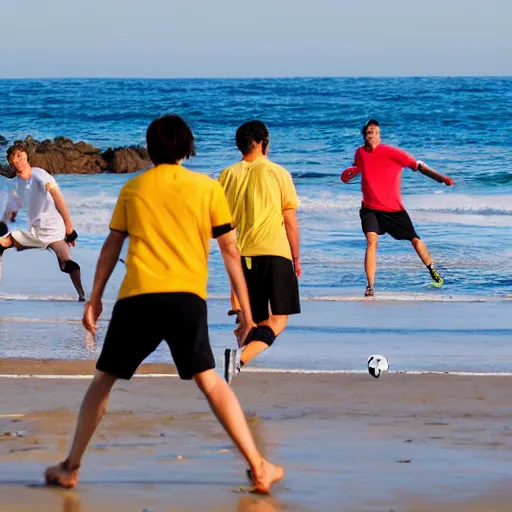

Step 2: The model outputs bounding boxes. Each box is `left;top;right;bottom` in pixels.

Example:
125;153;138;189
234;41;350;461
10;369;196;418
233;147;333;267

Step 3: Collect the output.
0;136;151;178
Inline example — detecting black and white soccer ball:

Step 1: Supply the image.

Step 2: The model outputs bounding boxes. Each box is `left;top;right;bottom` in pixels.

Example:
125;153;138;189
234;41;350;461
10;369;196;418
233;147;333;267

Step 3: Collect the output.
367;354;389;378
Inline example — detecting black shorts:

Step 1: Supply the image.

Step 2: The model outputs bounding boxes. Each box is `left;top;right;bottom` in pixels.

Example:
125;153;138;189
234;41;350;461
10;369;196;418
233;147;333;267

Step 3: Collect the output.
96;293;214;380
241;255;301;324
360;207;420;241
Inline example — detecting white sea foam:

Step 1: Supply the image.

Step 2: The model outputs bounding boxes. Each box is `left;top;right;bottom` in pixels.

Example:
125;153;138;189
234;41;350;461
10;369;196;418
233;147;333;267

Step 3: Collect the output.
300;192;512;215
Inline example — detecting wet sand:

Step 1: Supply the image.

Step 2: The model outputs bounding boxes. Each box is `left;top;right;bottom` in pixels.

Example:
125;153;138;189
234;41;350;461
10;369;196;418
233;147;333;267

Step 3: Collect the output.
0;359;511;511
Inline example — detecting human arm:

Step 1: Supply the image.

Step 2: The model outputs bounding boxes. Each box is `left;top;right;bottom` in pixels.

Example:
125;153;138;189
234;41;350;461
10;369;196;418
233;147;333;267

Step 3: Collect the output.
283;208;301;277
82;230;127;335
3;186;22;222
279;169;301;276
341;150;362;183
340;166;361;183
48;186;76;243
217;232;256;346
416;161;455;186
210;180;255;344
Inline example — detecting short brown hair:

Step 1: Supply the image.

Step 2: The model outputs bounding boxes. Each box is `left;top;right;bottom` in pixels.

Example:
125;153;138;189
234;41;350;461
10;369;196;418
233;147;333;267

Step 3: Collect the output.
6;142;28;163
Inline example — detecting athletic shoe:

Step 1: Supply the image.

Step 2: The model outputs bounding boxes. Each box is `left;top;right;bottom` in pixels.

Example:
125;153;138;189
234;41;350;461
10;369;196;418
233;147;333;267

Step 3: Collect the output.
364;284;374;297
428;266;444;288
224;348;241;384
0;221;7;238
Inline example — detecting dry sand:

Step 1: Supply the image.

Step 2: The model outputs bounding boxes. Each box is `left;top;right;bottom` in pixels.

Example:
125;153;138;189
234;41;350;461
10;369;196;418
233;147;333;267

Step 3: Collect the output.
0;359;511;511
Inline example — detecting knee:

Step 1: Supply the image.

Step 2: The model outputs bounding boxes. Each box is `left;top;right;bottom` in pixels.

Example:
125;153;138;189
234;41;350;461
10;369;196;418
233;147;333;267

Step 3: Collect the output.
194;369;221;396
411;238;422;248
267;316;287;337
246;325;277;347
366;237;378;249
91;370;117;392
60;260;80;274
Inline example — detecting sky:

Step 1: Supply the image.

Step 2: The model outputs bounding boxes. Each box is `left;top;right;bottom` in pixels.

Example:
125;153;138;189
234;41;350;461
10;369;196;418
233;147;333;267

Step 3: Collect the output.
0;0;509;78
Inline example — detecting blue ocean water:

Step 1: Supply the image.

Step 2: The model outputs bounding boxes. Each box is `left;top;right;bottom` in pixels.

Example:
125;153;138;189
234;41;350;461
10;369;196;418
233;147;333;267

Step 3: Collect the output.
0;78;511;370
1;77;511;300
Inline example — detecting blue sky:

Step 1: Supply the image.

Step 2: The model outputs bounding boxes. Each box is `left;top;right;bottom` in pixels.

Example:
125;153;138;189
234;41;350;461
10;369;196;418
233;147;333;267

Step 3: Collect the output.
1;0;508;78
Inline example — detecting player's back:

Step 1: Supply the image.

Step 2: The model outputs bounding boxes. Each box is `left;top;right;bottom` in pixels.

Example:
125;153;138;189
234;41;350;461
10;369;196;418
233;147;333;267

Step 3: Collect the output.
219;157;299;259
114;164;231;300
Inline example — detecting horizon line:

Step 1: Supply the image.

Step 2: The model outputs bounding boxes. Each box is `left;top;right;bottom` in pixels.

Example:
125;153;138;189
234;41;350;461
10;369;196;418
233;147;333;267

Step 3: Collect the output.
0;74;511;81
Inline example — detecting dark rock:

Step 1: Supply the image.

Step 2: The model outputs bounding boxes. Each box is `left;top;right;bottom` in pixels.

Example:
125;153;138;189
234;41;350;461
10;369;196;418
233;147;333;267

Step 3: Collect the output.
0;134;8;147
3;136;151;175
101;146;151;174
0;164;15;179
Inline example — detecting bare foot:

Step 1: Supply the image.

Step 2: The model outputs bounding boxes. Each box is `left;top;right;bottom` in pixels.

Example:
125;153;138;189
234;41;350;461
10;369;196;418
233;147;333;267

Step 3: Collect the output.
248;459;285;495
44;460;79;489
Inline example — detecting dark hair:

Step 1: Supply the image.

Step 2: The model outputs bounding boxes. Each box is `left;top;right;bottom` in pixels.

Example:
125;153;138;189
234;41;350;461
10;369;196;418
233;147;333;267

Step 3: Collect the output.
362;119;379;137
6;142;28;163
146;114;196;165
235;120;270;155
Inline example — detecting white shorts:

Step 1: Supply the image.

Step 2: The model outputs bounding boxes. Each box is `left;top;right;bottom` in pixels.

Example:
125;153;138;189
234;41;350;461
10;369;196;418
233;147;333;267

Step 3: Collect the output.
10;230;49;250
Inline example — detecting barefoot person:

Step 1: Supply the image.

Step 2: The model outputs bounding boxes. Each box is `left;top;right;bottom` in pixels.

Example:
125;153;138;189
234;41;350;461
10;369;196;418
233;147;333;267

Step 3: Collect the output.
44;114;284;494
219;120;301;384
0;143;85;300
341;119;455;297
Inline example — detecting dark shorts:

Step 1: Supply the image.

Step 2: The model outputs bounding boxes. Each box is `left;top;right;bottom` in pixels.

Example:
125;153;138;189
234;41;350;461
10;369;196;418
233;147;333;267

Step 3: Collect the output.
360;207;420;241
241;255;301;324
96;293;214;380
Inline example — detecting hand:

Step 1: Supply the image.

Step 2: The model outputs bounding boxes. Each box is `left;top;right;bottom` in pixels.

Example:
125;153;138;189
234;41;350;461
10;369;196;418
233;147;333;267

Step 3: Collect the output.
234;312;257;348
341;166;358;183
65;228;78;247
443;176;455;186
82;297;103;336
294;257;302;278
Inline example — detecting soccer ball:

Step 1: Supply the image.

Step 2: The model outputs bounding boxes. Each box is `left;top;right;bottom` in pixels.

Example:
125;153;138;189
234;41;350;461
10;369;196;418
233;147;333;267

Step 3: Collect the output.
367;354;389;378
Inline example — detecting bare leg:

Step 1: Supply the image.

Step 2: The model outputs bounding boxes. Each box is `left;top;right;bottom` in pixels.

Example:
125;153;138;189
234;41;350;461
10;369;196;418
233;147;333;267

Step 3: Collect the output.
365;232;378;287
45;371;117;487
194;369;284;494
411;238;433;266
241;315;287;366
49;241;86;300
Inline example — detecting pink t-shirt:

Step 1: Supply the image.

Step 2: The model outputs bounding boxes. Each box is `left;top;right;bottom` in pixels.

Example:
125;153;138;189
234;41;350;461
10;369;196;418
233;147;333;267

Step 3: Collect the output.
354;144;418;212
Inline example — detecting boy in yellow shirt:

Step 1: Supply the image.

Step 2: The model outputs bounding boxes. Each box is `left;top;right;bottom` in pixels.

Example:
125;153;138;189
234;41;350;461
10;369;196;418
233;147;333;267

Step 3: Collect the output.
44;114;283;494
219;121;301;383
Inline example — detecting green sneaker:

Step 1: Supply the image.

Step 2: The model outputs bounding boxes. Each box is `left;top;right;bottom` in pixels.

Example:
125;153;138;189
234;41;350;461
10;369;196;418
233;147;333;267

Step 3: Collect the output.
428;266;444;288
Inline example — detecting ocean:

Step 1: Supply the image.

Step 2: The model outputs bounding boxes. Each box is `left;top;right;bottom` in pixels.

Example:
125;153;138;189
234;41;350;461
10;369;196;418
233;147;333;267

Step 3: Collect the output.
0;77;511;371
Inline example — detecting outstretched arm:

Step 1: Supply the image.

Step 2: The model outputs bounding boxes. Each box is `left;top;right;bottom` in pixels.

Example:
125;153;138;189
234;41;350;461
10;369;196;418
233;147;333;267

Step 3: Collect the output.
340;166;361;183
417;161;455;186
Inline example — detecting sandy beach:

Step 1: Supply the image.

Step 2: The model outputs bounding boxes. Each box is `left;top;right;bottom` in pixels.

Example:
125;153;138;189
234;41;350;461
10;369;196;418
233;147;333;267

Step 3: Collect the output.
0;359;511;511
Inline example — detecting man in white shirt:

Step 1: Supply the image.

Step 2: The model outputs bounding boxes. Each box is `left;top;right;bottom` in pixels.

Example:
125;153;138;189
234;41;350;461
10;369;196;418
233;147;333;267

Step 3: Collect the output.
0;143;85;300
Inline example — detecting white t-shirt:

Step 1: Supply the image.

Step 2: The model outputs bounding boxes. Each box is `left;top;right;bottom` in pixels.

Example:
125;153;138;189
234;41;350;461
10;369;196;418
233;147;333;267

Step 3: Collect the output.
5;167;66;244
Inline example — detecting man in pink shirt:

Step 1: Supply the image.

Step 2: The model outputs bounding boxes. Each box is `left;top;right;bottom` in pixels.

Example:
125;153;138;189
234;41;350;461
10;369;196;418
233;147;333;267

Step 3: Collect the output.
341;119;455;297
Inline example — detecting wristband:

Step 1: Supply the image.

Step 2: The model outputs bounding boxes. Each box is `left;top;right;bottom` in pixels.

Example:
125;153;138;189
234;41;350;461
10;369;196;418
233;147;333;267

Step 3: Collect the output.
65;230;78;243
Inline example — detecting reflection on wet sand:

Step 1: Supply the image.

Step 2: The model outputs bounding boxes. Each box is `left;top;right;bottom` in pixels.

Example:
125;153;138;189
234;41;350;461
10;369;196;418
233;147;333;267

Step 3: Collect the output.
237;495;285;512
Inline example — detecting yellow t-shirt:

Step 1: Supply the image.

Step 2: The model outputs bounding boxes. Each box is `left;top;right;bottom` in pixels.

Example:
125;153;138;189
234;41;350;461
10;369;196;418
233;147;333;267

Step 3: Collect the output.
110;164;232;300
218;157;300;260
